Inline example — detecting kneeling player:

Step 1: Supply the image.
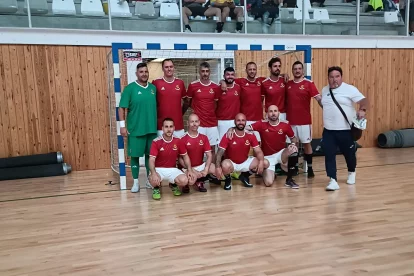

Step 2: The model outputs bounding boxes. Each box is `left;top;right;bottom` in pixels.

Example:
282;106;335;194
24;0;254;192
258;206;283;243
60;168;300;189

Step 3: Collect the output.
149;118;197;200
179;114;216;192
216;113;269;190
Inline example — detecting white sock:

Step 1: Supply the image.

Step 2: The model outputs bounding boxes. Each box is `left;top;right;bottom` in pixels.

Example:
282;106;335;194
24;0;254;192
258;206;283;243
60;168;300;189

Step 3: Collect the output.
133;179;138;186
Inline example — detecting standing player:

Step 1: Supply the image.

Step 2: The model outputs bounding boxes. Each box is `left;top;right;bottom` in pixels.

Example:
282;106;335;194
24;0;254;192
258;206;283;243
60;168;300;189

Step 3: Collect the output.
261;57;287;121
152;59;187;137
215;113;269;190
119;63;157;193
179;114;216;192
186;62;221;152
286;61;322;178
149;118;197;200
216;67;241;140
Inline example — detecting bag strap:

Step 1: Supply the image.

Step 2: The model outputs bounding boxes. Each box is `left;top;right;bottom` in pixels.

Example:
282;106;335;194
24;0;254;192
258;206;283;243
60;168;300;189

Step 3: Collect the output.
329;88;352;128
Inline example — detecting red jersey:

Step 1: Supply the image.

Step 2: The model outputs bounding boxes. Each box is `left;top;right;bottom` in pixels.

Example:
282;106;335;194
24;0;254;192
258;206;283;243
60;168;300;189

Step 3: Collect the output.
216;83;241;120
218;132;259;164
152;77;186;130
286;79;320;125
251;120;295;156
149;136;187;168
235;77;266;121
261;77;286;113
187;80;220;127
180;132;211;167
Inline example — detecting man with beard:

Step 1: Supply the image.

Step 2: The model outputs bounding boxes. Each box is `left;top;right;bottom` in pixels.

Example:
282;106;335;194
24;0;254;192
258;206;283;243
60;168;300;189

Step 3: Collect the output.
216;67;241;140
227;105;300;189
119;63;157;193
149;118;197;200
152;59;187;137
179;114;216;193
261;57;287;121
215;113;269;190
186;62;221;153
286;61;322;178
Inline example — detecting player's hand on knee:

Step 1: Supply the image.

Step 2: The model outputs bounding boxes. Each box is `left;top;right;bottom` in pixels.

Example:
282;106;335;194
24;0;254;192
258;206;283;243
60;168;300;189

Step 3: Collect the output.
288;143;298;153
149;173;160;186
256;160;265;175
120;127;128;137
201;168;209;177
215;167;224;180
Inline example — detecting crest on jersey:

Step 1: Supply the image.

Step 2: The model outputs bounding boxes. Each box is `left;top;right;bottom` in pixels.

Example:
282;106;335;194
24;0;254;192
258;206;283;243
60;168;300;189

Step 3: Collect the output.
299;85;305;90
197;89;201;93
173;144;178;150
199;140;204;145
209;88;214;94
257;82;261;86
175;85;180;90
245;140;250;145
280;83;285;88
234;91;239;96
151;89;155;94
161;87;165;91
278;129;284;135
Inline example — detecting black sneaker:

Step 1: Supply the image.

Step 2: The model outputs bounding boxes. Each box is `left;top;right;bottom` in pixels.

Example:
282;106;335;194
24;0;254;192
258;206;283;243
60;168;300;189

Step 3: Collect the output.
285;178;299;189
207;174;221;185
307;168;315;178
239;172;253;188
224;175;232;190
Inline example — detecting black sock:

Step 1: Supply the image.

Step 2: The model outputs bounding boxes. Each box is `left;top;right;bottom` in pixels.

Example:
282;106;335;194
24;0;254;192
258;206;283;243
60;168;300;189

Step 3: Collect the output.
216;22;223;32
241;171;252;178
197;176;208;182
287;154;298;181
236;22;243;31
304;153;313;170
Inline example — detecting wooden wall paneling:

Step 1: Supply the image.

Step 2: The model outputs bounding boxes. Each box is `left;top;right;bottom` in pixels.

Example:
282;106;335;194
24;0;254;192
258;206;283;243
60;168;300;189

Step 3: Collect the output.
2;46;20;157
79;47;95;170
99;47;111;168
0;46;8;157
410;50;414;130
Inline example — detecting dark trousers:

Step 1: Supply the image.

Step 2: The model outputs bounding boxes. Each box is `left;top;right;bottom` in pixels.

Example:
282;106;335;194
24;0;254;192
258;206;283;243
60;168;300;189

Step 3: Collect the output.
322;128;356;180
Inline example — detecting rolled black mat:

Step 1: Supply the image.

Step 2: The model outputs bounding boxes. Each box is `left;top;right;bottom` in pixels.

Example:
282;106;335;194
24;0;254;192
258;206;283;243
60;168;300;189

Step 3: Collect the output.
378;129;414;148
0;163;72;181
0;152;63;169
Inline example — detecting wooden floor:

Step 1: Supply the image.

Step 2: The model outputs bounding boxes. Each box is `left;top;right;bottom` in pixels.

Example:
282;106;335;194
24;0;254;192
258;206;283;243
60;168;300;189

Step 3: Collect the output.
1;148;414;276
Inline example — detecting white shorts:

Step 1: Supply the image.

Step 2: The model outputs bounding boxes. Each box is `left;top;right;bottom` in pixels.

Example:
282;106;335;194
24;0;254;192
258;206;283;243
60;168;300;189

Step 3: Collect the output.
193;162;206;172
157;129;185;138
218;120;235;140
230;156;255;172
199;126;219;146
265;149;285;172
155;167;185;183
292;125;312;143
247;120;261;142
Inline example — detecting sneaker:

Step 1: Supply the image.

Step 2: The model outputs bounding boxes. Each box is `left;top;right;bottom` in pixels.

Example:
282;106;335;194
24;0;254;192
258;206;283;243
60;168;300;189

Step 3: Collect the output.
182;184;190;193
224;176;232;190
231;171;240;180
131;182;140;193
195;181;207;192
307;168;315;178
347;172;356;185
170;184;182;196
239;172;253;188
207;174;221;185
326;178;340;191
152;188;161;200
285;178;299;189
185;28;192;33
146;180;153;189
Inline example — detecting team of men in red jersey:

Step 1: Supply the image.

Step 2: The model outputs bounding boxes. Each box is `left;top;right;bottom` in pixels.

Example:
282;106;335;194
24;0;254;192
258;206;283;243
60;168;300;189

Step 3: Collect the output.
143;57;322;200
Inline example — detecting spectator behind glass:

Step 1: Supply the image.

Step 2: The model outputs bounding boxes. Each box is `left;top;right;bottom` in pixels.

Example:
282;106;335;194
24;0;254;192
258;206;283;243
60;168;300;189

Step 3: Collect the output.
210;0;245;32
182;0;224;32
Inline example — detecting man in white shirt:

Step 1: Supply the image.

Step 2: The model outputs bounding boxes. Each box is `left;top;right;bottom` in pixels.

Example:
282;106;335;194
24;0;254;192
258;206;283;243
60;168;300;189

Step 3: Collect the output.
321;66;368;191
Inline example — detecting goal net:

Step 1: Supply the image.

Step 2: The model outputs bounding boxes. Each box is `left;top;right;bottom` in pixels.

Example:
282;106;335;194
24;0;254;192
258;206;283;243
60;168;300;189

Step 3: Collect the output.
108;49;305;177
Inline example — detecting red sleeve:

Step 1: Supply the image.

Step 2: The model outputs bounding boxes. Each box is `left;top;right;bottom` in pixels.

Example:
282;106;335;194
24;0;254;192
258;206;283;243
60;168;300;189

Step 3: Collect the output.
285;123;295;138
180;80;187;98
249;134;260;148
203;135;211;152
261;82;266;96
149;140;158;158
214;86;221;101
187;83;194;98
178;139;187;155
218;135;229;150
309;82;320;97
250;121;263;132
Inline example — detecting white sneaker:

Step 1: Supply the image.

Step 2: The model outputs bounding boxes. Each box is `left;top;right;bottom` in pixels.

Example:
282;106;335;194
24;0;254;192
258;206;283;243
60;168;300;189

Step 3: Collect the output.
347;172;356;185
146;180;153;189
326;178;340;191
131;182;140;193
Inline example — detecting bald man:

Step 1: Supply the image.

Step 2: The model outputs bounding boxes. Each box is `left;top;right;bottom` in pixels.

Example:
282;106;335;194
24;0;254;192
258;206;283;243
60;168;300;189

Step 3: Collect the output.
179;114;216;193
215;113;269;190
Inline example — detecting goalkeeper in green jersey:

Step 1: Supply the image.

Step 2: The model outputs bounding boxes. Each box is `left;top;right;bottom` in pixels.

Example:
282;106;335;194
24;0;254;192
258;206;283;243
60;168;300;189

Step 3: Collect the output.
119;63;157;192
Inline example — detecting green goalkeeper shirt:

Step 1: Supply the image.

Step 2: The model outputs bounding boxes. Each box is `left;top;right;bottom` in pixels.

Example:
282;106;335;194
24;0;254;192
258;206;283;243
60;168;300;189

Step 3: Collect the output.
119;81;157;136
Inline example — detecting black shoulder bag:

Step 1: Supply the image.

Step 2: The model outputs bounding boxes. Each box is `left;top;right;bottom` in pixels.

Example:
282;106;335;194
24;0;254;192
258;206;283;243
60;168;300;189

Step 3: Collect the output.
329;88;363;141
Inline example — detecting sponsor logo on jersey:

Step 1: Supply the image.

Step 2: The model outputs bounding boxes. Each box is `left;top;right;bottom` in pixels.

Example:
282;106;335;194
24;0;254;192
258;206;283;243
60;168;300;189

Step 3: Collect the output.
173;144;178;150
160;147;164;151
175;85;180;90
232;141;237;144
245;83;249;86
138;91;142;95
278;129;284;135
299;85;305;90
288;86;291;89
209;88;214;94
269;86;273;90
245;140;250;145
265;129;269;132
161;87;165;90
199;140;204;145
187;142;191;146
197;89;201;93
